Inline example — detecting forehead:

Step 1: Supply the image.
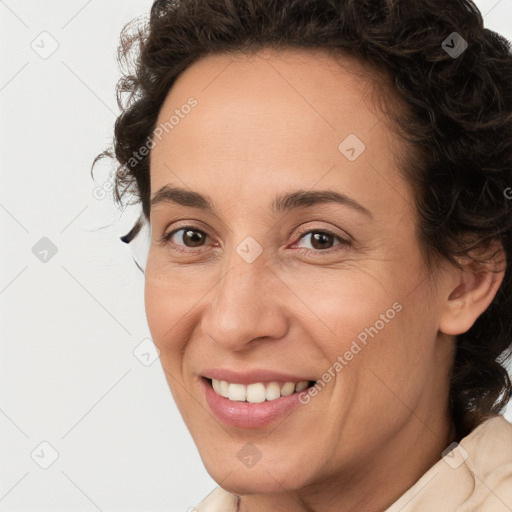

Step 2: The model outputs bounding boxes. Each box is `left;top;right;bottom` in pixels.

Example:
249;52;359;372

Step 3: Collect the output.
149;48;411;219
153;48;384;147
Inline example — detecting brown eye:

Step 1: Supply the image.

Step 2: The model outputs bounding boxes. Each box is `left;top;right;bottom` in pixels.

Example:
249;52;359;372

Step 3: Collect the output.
163;227;209;248
308;232;335;250
295;229;351;254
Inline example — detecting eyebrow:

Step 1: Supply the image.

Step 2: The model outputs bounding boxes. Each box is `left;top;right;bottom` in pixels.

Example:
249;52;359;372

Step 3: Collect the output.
150;185;373;219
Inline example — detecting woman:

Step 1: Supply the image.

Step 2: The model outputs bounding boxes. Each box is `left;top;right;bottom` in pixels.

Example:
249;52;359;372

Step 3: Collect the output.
93;0;512;510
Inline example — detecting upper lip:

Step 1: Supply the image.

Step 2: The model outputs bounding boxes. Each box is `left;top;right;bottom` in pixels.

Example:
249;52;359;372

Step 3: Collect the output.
200;368;316;385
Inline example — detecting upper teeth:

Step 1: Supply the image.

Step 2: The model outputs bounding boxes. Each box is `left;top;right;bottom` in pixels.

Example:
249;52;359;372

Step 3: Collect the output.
211;379;310;403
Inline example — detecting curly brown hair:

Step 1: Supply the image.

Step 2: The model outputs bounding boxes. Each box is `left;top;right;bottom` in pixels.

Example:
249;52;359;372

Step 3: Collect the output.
92;0;512;439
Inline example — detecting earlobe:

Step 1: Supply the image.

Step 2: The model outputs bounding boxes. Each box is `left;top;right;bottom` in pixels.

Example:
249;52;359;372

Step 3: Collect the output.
439;241;506;336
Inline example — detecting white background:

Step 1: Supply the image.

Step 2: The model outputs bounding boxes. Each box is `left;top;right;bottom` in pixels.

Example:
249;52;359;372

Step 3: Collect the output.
1;1;511;510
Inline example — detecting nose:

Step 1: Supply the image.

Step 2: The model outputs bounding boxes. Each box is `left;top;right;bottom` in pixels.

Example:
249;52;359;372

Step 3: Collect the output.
199;249;289;352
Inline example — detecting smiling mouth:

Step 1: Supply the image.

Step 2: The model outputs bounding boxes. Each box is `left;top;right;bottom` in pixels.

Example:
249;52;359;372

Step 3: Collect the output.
204;377;317;403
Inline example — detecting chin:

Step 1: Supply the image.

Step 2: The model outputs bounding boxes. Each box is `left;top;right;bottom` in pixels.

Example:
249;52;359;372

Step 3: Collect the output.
202;449;313;495
213;471;301;496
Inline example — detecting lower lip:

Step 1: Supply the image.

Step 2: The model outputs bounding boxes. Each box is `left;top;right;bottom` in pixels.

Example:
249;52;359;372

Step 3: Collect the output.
201;377;309;429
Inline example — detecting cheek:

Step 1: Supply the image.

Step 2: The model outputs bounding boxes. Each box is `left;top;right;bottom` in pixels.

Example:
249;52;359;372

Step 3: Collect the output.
289;268;401;349
143;272;193;362
305;265;435;392
144;277;199;413
335;283;439;419
144;246;210;324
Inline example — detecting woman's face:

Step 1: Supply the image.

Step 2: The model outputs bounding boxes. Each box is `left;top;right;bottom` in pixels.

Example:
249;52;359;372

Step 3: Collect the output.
145;49;455;495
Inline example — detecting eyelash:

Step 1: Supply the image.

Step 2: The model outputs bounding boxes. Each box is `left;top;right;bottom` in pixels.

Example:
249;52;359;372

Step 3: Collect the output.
159;225;351;256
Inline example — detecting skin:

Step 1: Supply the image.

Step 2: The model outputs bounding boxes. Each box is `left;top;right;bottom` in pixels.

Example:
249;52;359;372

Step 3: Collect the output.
144;48;505;512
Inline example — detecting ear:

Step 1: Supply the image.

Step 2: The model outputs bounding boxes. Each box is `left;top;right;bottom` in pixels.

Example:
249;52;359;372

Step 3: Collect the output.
439;239;506;336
